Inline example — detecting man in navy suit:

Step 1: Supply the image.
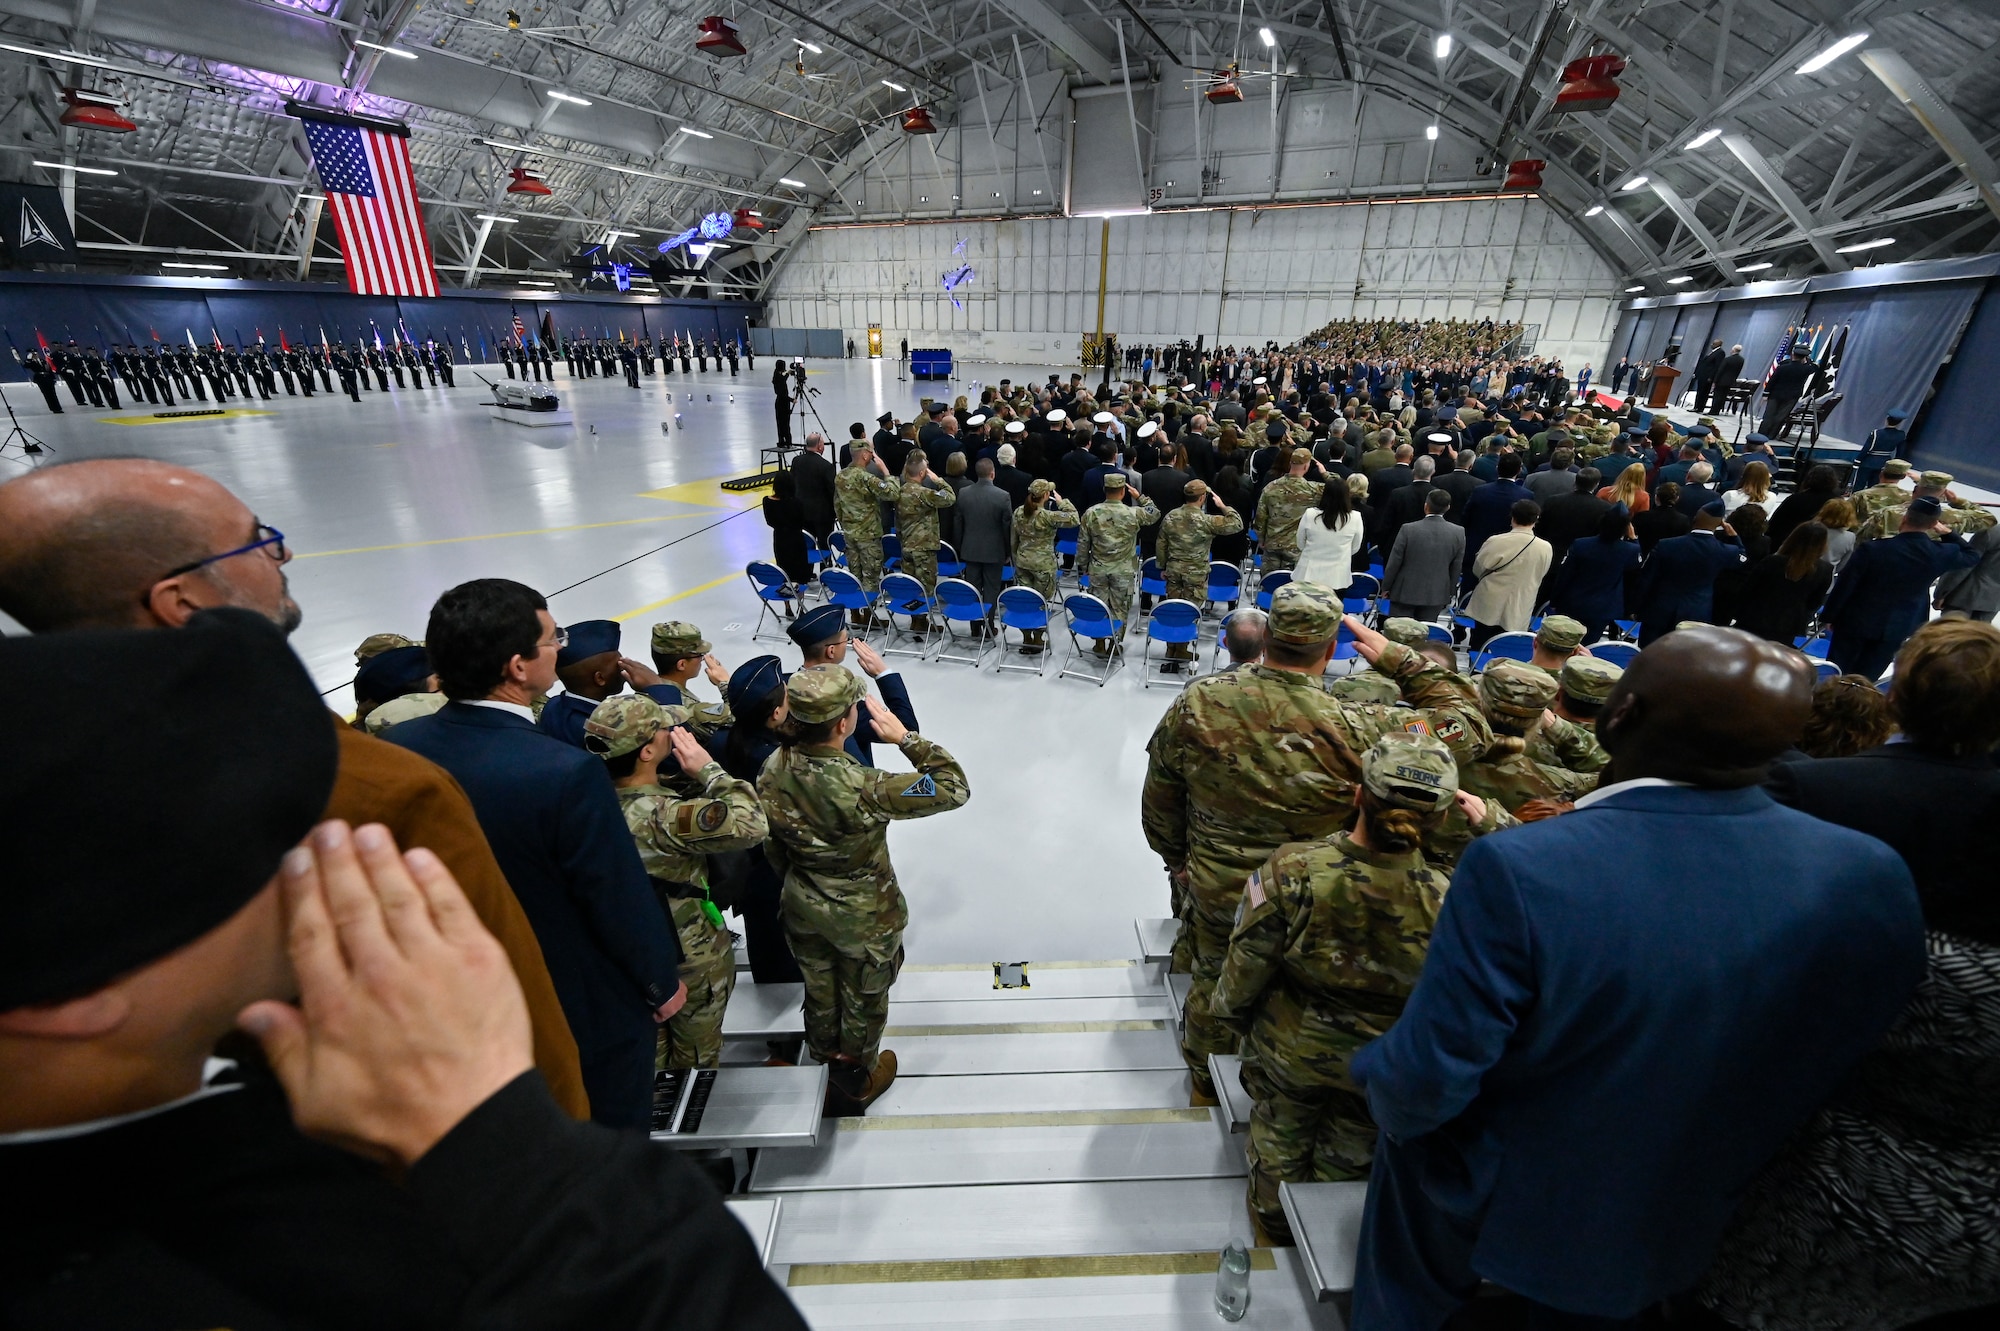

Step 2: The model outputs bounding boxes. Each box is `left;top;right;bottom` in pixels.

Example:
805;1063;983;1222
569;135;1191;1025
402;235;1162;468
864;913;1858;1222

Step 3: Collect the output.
788;605;918;766
1822;495;1983;680
386;579;686;1129
1348;628;1926;1331
1631;502;1745;644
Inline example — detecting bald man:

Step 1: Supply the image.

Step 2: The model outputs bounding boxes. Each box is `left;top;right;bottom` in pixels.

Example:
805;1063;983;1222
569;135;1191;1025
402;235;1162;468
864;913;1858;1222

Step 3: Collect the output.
1347;627;1926;1331
0;459;591;1117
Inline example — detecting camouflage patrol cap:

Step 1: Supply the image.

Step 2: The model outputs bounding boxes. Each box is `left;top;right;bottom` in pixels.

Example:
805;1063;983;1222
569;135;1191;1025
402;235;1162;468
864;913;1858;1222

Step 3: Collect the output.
1028;478;1056;499
786;663;868;724
582;695;691;759
1882;459;1912;477
355;632;418;663
1561;655;1624;703
1479;659;1559;720
650;620;710;658
1103;471;1128;490
1919;470;1954;488
1184;479;1209;500
1534;615;1587;652
1360;733;1458;812
1382;617;1435;647
1267;582;1343;646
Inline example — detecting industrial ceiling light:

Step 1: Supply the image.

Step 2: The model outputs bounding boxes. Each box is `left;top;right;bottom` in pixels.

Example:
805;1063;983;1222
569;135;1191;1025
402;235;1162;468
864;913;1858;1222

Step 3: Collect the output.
695;15;747;57
34;159;115;175
1584;204;1604;216
1620;175;1648;190
1425;124;1438;140
1797;33;1868;75
779;177;807;187
1624;284;1646;292
475;213;518;223
1258;27;1275;46
604;229;638;239
901;104;938;134
162;261;229;270
1835;236;1895;253
518;278;556;286
1434;33;1452;58
59;88;136;133
506;167;553;196
546;89;591;106
797;39;821;53
354;39;417;58
1737;261;1774;272
882;79;906;91
1666;275;1693;283
679;126;714;138
1683;128;1721;150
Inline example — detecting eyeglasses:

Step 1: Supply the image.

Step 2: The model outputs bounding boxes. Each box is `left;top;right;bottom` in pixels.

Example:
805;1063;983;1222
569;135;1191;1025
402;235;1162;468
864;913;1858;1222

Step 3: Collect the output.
155;523;288;581
540;627;570;651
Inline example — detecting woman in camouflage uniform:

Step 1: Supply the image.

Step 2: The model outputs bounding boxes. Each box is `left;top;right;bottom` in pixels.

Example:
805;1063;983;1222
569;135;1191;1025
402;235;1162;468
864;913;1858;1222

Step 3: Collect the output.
1212;733;1485;1245
1010;478;1075;655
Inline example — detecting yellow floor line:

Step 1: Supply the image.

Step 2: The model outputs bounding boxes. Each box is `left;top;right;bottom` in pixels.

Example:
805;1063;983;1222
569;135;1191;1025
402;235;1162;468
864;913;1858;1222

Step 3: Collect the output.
295;511;706;558
101;408;273;425
610;572;739;622
787;1248;1277;1287
883;1019;1169;1036
839;1107;1210;1132
637;476;770;510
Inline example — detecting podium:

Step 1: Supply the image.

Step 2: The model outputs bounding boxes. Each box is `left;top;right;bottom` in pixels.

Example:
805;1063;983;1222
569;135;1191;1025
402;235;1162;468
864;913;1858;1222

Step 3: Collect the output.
1646;364;1681;408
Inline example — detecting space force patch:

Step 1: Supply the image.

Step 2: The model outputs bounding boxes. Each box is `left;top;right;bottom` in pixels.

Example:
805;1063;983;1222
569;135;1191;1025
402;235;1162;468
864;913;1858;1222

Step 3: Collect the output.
902;774;938;798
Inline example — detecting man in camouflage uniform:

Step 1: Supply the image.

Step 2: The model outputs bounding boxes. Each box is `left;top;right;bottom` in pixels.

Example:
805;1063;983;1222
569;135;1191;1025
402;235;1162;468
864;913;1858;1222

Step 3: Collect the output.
1460;661;1601;815
895;451;957;633
354;631;418;664
1848;458;1915;532
1853;469;1995;544
646;620;734;739
1254;449;1327;574
834;442;902;621
1158;479;1245;665
758;664;971;1111
1011;479;1076;655
1076;471;1159;654
1142;585;1492;1101
1527;615;1587;676
1525;655;1620;773
1328;618;1435;705
1212;734;1462;1243
586;696;768;1070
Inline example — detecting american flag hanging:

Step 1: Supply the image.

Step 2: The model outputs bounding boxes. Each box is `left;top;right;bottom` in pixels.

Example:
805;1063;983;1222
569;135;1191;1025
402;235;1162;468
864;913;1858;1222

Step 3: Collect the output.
300;114;439;297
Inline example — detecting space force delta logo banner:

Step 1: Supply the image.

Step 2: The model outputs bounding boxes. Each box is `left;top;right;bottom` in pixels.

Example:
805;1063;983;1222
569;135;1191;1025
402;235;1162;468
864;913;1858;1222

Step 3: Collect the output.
0;183;78;263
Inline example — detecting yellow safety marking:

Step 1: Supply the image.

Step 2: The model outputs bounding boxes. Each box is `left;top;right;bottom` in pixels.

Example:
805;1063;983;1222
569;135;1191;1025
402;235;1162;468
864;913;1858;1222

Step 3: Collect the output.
294;511;707;559
787;1248;1278;1286
610;572;739;622
637;475;768;510
839;1107;1210;1132
883;1019;1169;1036
101;409;273;425
904;960;1135;972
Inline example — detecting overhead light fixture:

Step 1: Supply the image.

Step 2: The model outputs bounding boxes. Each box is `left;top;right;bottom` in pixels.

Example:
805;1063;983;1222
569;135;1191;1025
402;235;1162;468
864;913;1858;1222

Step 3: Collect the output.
1624;284;1646;292
1033;188;1044;195
918;194;928;202
1835;236;1895;253
779;177;807;187
1434;33;1452;58
604;229;638;239
1683;128;1721;150
354;39;417;58
1258;27;1275;46
162;261;229;271
546;89;591;106
678;126;713;138
798;39;822;53
518;278;556;286
1425;124;1438;140
1737;260;1774;272
1797;33;1868;75
475;213;517;223
34;159;115;175
1584;204;1604;216
882;79;906;91
1620;175;1649;191
0;41;107;67
1667;275;1694;284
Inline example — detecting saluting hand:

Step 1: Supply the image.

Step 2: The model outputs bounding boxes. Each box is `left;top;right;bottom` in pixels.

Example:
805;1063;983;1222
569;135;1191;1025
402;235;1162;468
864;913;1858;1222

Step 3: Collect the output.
1344;615;1388;664
851;639;889;678
702;653;727;688
669;726;715;778
863;695;908;744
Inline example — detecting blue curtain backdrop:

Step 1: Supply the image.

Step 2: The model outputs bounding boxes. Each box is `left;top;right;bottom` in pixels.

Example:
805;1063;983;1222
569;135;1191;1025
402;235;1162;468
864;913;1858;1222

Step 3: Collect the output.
1629;306;1677;363
1910;281;2000;490
1670;304;1719;373
1800;281;1982;440
1607;309;1639;365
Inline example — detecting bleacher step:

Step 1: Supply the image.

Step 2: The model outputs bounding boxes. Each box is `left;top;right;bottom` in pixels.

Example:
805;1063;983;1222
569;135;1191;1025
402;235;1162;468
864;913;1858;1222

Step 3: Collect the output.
877;1026;1183;1075
866;1069;1189;1117
894;962;1162;1001
885;995;1173;1029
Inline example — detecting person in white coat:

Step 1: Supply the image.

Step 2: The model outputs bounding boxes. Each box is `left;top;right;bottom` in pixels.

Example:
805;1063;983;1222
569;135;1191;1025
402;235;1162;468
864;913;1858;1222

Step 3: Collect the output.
1291;475;1367;593
1465;498;1552;650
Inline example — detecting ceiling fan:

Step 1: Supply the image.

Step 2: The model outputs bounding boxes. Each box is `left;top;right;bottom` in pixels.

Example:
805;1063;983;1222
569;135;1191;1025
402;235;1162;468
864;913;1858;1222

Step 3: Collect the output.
1185;0;1302;104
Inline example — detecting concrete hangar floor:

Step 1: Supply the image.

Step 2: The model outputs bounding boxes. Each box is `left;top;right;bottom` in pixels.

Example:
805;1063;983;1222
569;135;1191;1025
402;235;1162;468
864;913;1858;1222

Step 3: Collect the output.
8;355;1178;967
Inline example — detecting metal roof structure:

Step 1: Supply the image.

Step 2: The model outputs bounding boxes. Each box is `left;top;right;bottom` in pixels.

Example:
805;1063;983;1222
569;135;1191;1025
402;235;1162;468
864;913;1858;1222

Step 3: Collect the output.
0;0;1993;298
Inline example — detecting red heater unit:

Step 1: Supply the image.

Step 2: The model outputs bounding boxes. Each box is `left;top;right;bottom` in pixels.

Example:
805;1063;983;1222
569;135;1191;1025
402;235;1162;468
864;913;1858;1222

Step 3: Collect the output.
1553;54;1627;115
901;105;938;134
695;15;746;57
1502;159;1545;191
59;88;137;134
732;207;766;230
1205;79;1245;104
506;167;553;197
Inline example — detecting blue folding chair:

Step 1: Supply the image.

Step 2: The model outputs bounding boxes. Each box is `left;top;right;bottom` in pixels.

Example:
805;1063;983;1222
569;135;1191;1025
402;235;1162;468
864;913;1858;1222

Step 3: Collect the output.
1256;569;1293;611
929;577;991;667
1058;593;1124;686
1055;526;1080;585
881;532;903;572
1203;561;1242;618
806;532;831;569
818;568;877;639
1424;623;1455;644
937;541;965;580
993;587;1052;676
828;530;850;567
1795;634;1832;659
1806;656;1842;681
1143;599;1202;688
875;572;934;659
1471;630;1538;671
745;561;801;643
1588;640;1640;667
1612;618;1641;642
1140;558;1167;602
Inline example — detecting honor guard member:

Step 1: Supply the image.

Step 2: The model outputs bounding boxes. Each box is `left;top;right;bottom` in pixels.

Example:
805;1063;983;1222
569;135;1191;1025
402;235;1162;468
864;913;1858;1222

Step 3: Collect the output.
679;337;692;374
639;335;655;374
588;696;768;1070
89;346;120;408
23;348;62;413
1010;480;1077;655
696;339;708;373
1143;587;1491;1101
274;344;298;396
645;621;734;738
1212;734;1467;1244
365;341;390;392
726;338;740;376
433;339;455;387
386;341;406;389
743;336;754;372
1255;449;1329;575
199;346;231;401
145;344;177;403
537;339;552;381
1460;661;1602;816
313;343;334;393
1076;471;1160;655
895;452;957;632
621;339;640;388
333;344;362;403
114;345;150;404
1157;480;1245;666
177;344;207;401
758;664;971;1112
833;443;903;619
1853;408;1910;491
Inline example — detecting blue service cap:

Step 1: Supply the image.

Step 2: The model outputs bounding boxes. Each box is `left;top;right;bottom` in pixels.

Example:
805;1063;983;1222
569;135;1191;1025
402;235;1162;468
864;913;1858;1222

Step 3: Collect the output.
354;644;431;703
787;603;847;649
1745;432;1769;445
556;618;621;667
1907;495;1943;524
1701;499;1728;517
727;654;786;714
1886;408;1908;422
1684;424;1711;438
1437;405;1459;420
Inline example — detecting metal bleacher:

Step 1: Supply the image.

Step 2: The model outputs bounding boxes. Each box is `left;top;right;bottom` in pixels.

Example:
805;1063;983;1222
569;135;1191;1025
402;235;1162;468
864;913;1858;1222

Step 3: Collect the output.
710;944;1350;1326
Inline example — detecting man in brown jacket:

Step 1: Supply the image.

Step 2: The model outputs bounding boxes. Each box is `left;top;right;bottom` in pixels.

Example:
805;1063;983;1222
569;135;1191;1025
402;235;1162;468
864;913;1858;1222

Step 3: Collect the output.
0;458;588;1117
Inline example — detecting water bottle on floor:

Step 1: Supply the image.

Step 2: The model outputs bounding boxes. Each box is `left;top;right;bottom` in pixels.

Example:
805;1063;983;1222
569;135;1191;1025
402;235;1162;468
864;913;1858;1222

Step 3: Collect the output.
1214;1239;1250;1321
